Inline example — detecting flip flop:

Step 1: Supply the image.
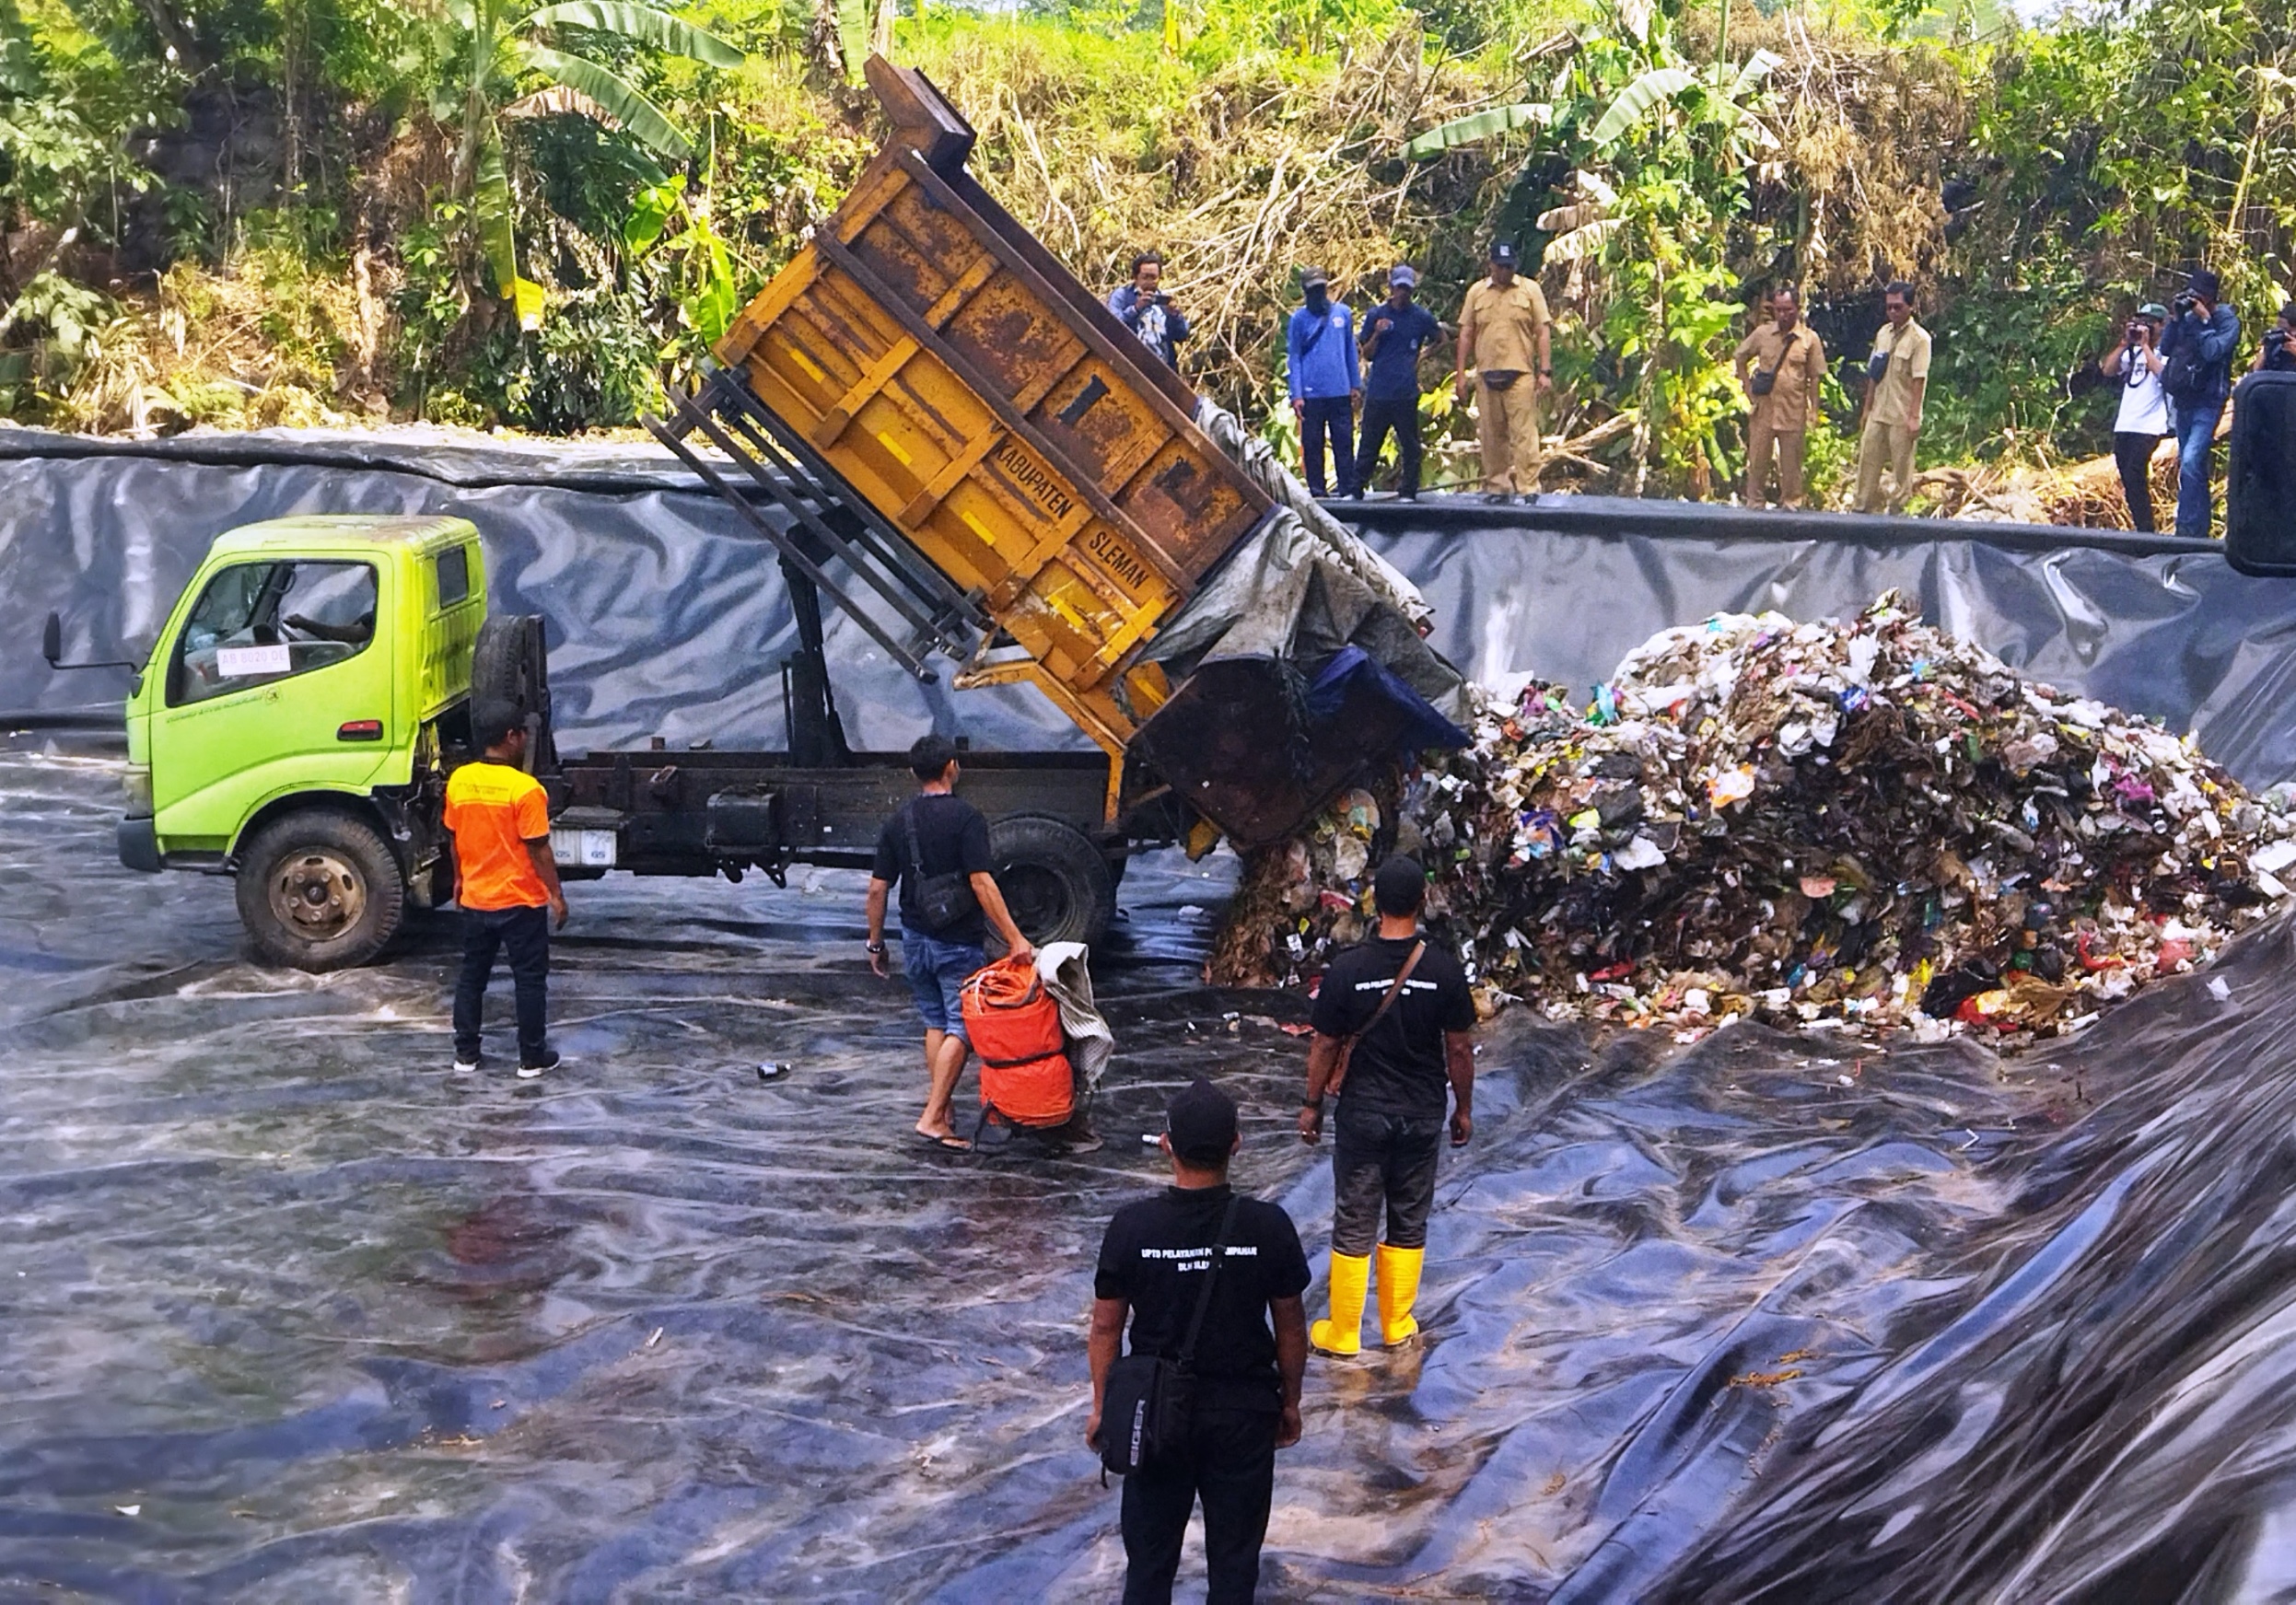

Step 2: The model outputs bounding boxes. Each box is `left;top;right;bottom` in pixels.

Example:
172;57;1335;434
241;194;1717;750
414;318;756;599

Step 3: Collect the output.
914;1131;973;1152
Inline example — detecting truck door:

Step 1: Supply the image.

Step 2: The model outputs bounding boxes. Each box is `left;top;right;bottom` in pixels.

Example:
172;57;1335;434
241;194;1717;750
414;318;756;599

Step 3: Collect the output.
148;557;396;850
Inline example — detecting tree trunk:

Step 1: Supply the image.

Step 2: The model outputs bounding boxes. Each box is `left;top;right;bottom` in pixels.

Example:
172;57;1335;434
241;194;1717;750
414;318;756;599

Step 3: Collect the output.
809;0;847;86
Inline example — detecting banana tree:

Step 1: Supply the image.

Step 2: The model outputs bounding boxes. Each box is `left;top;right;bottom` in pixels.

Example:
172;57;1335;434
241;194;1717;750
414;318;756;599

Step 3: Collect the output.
439;0;741;329
1404;0;1781;494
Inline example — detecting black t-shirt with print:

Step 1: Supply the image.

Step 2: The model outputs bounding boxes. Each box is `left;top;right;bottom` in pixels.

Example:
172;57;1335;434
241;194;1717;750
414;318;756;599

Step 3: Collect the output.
869;792;993;944
1094;1184;1311;1413
1310;934;1477;1120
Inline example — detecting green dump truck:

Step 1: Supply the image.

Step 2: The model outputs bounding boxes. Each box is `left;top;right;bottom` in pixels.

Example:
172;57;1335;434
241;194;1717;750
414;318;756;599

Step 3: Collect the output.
58;506;1173;971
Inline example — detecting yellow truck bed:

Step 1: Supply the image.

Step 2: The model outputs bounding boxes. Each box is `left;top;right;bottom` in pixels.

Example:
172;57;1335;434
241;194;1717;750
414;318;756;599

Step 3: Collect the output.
709;59;1273;755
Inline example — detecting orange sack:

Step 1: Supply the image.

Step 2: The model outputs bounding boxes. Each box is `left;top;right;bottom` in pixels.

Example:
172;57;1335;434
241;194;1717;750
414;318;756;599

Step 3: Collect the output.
962;956;1075;1127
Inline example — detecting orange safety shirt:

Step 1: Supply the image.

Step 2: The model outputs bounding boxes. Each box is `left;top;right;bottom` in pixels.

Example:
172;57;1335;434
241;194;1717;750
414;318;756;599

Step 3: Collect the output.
444;761;552;910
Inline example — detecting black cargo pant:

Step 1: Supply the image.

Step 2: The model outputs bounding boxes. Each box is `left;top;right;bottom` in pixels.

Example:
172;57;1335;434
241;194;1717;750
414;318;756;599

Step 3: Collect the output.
1357;396;1423;496
452;904;549;1064
2114;430;2162;534
1332;1106;1444;1257
1121;1407;1277;1604
1299;395;1358;497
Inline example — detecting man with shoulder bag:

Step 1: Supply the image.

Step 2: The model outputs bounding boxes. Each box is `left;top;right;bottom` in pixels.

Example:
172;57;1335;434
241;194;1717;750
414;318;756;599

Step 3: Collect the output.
1299;855;1477;1357
865;734;1033;1150
1089;1078;1310;1604
1734;283;1828;509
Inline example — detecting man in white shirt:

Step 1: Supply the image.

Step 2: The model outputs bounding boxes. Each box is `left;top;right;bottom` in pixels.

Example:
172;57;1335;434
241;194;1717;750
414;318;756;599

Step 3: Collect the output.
2099;303;2170;534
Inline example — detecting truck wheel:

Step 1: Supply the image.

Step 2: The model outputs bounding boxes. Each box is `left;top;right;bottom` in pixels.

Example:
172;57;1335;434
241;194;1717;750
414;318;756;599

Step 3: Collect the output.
991;815;1115;948
235;811;406;971
471;613;554;766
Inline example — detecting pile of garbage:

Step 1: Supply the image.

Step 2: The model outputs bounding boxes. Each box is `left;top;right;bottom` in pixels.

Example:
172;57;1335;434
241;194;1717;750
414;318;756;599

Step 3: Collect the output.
1211;595;2296;1045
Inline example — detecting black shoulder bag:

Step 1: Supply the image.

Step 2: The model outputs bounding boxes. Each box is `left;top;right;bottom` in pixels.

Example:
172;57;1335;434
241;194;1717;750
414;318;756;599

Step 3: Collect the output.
903;799;979;934
1099;1195;1241;1479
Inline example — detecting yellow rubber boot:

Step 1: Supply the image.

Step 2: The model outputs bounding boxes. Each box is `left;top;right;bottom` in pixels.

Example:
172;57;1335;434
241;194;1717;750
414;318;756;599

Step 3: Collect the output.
1376;1243;1425;1347
1310;1251;1370;1356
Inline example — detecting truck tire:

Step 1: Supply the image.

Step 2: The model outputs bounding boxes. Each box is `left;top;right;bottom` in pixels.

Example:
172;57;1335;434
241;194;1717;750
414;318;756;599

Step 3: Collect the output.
236;810;406;971
991;815;1115;948
471;612;554;767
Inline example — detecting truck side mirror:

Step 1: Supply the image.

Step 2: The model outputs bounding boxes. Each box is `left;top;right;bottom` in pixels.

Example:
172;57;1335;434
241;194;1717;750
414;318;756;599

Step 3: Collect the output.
2226;372;2296;576
41;610;61;669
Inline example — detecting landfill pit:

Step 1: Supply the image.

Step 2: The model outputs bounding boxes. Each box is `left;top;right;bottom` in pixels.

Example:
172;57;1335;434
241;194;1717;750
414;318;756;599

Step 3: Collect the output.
1216;594;2296;1048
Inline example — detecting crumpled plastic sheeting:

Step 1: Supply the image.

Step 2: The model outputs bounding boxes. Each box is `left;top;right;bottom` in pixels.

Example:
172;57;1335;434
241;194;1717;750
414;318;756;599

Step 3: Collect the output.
1188;399;1433;627
16;739;2292;1600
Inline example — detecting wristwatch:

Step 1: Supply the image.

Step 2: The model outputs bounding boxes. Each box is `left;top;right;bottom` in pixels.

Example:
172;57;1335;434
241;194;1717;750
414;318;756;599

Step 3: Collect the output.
866;939;886;955
1301;1095;1324;1111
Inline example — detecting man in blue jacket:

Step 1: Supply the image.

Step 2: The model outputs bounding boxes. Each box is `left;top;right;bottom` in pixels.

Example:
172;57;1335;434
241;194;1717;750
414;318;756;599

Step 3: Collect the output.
1357;264;1445;500
1288;267;1361;499
2160;268;2243;539
1110;250;1190;370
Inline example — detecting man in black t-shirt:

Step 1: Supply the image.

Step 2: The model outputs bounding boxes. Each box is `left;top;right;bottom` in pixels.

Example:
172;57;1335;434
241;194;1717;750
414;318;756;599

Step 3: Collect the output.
866;734;1033;1150
1090;1078;1309;1604
1299;855;1476;1356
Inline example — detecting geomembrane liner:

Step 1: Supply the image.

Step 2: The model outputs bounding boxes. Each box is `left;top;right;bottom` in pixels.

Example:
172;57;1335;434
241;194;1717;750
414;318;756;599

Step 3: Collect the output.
9;741;2296;1599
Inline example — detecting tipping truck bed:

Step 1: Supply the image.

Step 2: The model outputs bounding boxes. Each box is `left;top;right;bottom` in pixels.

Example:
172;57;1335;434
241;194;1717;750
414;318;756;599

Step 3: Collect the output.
648;56;1458;848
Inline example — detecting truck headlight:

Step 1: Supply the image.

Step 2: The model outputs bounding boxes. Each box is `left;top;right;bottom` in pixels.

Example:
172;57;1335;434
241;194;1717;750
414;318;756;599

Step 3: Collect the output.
122;764;152;816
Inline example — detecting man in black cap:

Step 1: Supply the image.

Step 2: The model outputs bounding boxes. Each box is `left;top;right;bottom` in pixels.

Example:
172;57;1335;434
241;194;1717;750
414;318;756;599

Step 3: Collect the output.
1454;239;1552;502
1089;1077;1309;1603
2158;267;2243;538
1298;855;1476;1356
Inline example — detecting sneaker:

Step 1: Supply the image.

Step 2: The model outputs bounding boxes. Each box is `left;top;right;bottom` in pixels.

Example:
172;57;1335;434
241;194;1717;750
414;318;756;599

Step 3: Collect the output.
453;1055;483;1075
1399;492;1418;503
517;1049;561;1080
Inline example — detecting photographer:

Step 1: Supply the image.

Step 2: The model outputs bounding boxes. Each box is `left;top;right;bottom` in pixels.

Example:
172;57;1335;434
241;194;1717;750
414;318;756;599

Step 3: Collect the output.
1109;250;1191;370
2157;268;2242;538
2252;302;2296;374
2099;303;2171;533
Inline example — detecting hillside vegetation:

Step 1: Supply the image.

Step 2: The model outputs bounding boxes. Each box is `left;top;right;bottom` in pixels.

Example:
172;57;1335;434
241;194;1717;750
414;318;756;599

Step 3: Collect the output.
0;0;2288;516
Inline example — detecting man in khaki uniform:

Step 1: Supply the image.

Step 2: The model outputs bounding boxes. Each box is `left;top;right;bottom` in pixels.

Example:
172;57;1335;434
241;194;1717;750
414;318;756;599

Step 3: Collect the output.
1733;284;1827;508
1856;281;1931;515
1453;240;1551;503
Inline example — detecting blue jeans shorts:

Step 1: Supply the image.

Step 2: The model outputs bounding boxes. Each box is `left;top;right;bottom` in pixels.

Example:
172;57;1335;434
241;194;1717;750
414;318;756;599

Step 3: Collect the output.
903;932;985;1041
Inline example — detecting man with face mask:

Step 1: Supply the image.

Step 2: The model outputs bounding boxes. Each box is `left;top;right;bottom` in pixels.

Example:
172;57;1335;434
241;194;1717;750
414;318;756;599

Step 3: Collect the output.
1288;267;1362;500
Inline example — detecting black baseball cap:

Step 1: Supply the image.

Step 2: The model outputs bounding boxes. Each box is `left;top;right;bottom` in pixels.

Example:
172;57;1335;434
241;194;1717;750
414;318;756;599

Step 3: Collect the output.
1300;266;1330;290
1488;240;1520;267
1374;854;1428;916
2189;268;2222;301
1166;1076;1238;1164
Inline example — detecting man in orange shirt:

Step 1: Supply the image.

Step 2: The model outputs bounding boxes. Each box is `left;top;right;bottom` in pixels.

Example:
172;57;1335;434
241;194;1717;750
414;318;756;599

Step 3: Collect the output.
445;715;568;1078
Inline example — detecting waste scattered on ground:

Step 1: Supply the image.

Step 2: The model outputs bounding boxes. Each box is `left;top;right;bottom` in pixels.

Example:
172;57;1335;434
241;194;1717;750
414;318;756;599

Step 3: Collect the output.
1211;594;2296;1047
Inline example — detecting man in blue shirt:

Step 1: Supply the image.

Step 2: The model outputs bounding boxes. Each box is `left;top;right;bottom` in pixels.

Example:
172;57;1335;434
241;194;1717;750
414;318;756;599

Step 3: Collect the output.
2159;267;2243;539
1109;250;1190;370
1288;267;1361;499
1356;264;1444;501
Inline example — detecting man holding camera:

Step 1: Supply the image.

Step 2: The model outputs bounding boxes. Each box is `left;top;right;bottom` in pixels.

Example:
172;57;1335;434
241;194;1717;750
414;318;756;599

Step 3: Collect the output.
2099;302;2171;533
2158;268;2243;539
1734;284;1827;509
1110;250;1191;371
2252;302;2296;375
1855;281;1931;515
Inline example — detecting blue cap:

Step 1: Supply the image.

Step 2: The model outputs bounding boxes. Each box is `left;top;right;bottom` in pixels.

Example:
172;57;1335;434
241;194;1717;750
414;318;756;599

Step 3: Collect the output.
1389;263;1418;287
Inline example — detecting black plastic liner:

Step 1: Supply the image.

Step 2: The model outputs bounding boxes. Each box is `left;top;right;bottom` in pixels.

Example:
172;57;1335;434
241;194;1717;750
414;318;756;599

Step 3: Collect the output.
6;428;2294;786
7;739;2293;1600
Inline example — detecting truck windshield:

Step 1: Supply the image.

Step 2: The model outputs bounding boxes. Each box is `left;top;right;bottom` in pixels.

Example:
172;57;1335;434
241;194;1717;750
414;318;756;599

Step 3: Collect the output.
169;559;379;707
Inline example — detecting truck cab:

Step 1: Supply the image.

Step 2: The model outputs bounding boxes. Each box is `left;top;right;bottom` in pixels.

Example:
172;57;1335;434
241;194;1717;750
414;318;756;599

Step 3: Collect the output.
120;514;487;966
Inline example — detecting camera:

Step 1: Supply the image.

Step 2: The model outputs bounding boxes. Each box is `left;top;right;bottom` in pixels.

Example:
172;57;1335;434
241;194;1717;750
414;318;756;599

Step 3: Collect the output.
2267;327;2290;352
2174;291;2198;316
2125;320;2144;344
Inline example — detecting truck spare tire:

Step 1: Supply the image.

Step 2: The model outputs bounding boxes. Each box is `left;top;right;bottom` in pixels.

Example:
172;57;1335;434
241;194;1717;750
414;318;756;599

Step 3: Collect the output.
470;612;554;768
990;814;1115;949
235;809;405;971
